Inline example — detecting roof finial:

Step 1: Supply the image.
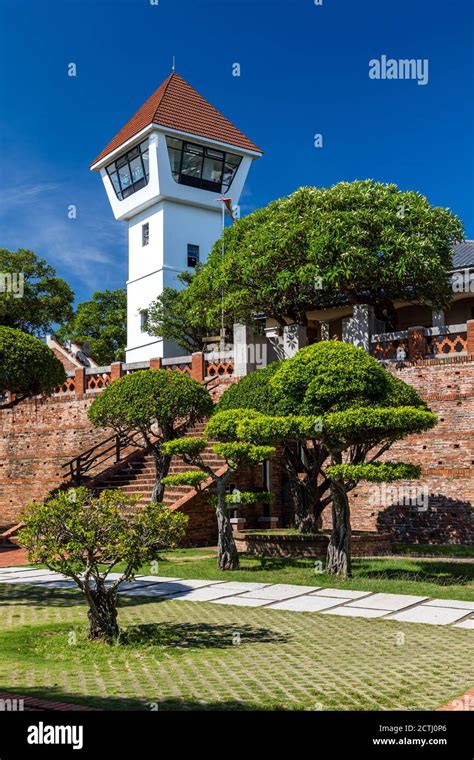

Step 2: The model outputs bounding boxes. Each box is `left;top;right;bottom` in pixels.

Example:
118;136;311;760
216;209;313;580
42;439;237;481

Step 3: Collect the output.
172;55;176;73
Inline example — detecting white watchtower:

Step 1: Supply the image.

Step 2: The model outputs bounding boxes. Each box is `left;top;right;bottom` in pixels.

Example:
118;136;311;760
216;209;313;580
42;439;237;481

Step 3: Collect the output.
90;71;262;362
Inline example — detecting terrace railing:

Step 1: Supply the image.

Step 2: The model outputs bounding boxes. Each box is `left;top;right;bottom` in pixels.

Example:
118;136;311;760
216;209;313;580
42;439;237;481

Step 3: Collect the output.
53;351;235;397
371;322;473;363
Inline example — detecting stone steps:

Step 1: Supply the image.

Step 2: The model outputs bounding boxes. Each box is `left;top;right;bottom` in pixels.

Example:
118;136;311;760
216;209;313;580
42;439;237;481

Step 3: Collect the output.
88;420;223;507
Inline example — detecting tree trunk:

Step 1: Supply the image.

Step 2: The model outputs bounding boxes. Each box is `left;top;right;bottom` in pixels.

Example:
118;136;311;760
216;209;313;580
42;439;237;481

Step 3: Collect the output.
216;481;239;571
326;478;352;579
285;443;325;534
294;478;320;533
85;584;119;641
150;452;172;503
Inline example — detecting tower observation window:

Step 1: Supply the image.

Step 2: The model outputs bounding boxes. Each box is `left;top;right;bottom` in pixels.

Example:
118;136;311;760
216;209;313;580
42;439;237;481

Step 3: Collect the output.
166;136;242;194
106;140;150;201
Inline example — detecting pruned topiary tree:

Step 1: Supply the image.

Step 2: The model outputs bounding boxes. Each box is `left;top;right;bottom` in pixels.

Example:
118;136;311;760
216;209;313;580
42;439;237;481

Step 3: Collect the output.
220;342;437;577
0;326;66;408
18;487;187;641
88;369;214;503
163;410;275;570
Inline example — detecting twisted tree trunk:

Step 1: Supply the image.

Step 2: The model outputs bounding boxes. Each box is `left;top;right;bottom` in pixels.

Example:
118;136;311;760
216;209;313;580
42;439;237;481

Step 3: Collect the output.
284;442;328;533
326;478;352;579
216;480;239;571
293;480;319;533
150;451;172;503
85;582;119;641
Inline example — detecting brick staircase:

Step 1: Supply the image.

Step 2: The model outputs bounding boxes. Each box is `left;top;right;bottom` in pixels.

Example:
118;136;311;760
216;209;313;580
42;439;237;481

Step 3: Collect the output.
0;420;227;550
88;421;225;545
90;422;221;504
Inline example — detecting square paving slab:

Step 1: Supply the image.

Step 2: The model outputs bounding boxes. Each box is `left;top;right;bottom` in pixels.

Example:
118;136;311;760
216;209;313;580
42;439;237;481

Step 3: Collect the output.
135;575;183;583
346;593;427;611
118;581;171;596
268;596;344;612
387;606;469;626
241;584;319;601
0;572;65;584
169;587;243;602
453;619;474;630
118;584;175;598
157;579;222;591
310;588;373;600
209;581;271;592
322;606;388;619
0;569;58;579
423;599;474;611
210;596;272;607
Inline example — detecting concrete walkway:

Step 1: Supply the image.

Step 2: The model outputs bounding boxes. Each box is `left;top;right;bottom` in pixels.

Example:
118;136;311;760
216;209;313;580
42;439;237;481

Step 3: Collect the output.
1;565;473;629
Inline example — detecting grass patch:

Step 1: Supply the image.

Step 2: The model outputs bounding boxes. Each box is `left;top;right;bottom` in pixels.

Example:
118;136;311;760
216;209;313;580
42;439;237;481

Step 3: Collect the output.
393;543;474;559
0;584;472;711
130;549;474;601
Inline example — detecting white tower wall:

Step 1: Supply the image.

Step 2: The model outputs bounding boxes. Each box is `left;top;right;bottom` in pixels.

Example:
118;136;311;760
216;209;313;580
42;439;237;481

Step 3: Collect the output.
126;198;221;362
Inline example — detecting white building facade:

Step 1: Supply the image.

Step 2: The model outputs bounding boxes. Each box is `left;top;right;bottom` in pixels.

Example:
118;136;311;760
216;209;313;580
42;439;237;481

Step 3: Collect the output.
90;72;262;362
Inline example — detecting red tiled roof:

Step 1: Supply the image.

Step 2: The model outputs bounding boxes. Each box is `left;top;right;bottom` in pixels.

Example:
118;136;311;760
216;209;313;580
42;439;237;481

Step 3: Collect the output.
91;72;262;167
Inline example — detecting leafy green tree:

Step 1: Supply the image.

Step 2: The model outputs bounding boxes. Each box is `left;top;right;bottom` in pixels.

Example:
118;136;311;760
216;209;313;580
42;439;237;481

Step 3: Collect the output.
164;181;463;333
88;370;214;503
56;288;126;364
0;326;66;407
163;410;274;570
18;488;187;641
219;345;427;534
0;249;74;334
219;342;436;576
147;271;232;354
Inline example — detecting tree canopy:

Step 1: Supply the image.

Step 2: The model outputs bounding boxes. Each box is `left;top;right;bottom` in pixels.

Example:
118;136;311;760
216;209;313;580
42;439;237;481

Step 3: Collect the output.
0;326;66;406
0;248;74;334
152;181;463;336
147;273;232;355
88;369;214;502
56;288;127;364
19;488;187;640
217;343;425;417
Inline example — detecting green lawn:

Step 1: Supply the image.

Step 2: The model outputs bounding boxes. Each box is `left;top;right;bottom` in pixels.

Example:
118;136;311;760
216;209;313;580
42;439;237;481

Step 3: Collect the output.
393;543;474;559
129;549;474;602
0;584;472;711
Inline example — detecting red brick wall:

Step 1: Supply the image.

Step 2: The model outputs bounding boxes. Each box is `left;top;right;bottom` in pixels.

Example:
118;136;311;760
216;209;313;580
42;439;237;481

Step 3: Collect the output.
0;391;282;541
1;359;472;545
0;395;107;527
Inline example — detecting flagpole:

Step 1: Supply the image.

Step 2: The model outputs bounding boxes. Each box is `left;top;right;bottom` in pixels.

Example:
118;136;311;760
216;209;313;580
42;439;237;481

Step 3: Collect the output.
215;197;234;352
221;200;225;343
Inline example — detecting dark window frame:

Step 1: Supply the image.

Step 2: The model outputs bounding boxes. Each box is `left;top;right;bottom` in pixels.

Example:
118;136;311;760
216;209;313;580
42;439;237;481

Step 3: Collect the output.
187;244;200;268
166;136;242;194
140;309;149;333
106;140;150;201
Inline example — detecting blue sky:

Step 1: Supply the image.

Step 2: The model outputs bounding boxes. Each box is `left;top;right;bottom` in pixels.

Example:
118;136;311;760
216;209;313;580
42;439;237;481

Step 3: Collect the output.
0;0;473;304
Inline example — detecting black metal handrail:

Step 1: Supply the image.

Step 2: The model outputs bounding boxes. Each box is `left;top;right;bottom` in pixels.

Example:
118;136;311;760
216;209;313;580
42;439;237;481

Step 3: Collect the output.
61;430;144;484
